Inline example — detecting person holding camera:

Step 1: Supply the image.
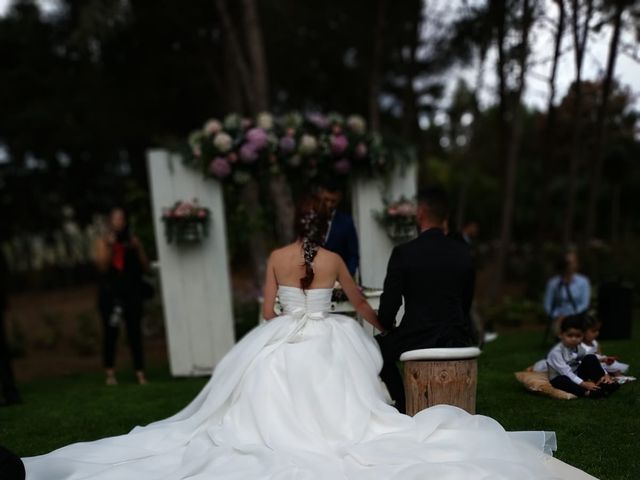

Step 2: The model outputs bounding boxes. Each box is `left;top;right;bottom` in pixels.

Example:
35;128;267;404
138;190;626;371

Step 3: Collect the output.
94;207;150;386
543;250;591;337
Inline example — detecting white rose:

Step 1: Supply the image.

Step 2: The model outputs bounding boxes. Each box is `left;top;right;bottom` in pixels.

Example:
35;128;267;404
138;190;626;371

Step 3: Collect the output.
256;112;274;130
299;134;318;155
213;132;233;152
347;115;366;134
203;118;222;135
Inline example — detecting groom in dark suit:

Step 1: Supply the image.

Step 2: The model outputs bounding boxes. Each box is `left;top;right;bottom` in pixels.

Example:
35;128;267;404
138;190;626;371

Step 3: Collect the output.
376;187;475;413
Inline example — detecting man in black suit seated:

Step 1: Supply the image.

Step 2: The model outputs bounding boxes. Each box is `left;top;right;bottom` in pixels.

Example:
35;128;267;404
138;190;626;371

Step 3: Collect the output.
317;179;360;276
376;187;475;413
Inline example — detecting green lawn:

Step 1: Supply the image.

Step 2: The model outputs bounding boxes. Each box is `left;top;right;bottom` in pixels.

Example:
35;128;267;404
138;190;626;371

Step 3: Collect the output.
1;324;638;479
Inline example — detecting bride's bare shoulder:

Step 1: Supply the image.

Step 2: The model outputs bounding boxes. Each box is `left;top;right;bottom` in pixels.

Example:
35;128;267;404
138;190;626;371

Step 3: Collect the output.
269;243;297;261
316;248;341;264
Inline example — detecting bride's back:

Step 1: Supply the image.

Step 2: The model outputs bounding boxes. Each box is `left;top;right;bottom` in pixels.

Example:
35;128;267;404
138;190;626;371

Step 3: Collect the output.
271;244;339;290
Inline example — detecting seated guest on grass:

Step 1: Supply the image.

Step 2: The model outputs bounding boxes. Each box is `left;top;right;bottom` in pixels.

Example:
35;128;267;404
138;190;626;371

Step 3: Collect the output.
547;315;619;398
543;251;591;335
581;315;630;376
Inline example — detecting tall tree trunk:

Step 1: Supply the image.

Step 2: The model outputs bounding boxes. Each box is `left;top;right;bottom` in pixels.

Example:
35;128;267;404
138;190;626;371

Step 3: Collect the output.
489;0;509;302
493;0;534;300
585;0;625;241
269;172;295;244
537;0;565;240
240;0;293;243
240;178;269;288
214;0;256;114
563;0;593;245
456;46;487;230
223;36;245;113
242;0;269;112
402;0;422;139
610;183;621;243
369;0;387;131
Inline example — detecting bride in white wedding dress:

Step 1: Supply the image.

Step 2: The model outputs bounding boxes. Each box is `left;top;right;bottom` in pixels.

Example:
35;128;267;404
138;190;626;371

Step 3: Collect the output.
24;197;596;480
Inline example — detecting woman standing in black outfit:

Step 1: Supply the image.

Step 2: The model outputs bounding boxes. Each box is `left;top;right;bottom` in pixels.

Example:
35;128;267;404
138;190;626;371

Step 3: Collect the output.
95;207;149;386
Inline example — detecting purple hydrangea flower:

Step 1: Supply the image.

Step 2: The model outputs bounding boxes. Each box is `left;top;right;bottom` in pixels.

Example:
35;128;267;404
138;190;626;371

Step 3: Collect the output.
334;158;351;174
209;157;231;178
279;136;296;154
330;134;348;155
239;143;259;163
245;128;269;150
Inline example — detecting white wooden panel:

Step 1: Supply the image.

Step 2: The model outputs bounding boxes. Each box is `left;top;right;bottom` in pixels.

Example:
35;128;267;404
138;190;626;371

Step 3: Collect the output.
352;162;417;289
147;150;235;376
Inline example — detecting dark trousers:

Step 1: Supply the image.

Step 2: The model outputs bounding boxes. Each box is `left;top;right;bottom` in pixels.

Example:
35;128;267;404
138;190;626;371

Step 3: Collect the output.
375;335;406;414
550;354;606;397
99;298;144;371
0;445;25;480
0;312;20;402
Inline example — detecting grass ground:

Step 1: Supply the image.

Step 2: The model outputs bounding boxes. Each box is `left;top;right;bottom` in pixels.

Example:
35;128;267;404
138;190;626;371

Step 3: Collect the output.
1;322;638;479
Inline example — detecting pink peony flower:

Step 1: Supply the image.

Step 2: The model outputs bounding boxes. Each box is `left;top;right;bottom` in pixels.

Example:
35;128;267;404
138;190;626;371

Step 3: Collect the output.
330;134;348;155
279;136;296;154
334;158;351;174
197;210;207;218
354;142;367;159
239;143;258;163
396;203;416;216
307;112;329;129
209;157;232;178
246;128;269;150
192;145;202;158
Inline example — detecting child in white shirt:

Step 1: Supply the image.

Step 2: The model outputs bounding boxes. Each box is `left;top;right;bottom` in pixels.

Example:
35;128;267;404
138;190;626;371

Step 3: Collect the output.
581;316;630;375
547;315;619;398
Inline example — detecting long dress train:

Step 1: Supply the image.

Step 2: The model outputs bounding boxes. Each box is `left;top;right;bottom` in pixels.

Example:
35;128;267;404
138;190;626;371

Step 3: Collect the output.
24;287;596;479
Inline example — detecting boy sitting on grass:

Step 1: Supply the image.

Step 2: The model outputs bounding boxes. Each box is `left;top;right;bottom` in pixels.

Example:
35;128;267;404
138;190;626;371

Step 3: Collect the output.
581;315;630;376
547;315;619;398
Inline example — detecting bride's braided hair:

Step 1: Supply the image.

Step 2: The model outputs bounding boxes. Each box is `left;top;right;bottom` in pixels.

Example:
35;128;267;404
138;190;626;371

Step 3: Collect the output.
294;196;330;291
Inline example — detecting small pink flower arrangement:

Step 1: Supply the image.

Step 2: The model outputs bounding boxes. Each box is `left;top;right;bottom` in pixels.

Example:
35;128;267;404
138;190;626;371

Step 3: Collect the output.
162;199;209;220
162;199;211;244
376;198;417;243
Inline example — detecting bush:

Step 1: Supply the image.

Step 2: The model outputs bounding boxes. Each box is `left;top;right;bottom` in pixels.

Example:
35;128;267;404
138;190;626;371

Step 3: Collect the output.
70;311;100;356
481;296;546;328
33;312;64;350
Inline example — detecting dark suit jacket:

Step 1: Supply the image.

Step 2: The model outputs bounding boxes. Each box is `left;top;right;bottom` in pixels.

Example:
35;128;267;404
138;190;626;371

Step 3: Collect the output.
324;210;359;275
377;228;475;356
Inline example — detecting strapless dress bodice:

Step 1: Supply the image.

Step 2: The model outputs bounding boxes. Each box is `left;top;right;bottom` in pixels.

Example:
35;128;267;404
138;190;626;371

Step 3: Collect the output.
277;286;333;316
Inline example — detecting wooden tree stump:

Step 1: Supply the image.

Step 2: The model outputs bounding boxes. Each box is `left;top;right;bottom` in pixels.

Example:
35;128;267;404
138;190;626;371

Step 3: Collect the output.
402;350;479;416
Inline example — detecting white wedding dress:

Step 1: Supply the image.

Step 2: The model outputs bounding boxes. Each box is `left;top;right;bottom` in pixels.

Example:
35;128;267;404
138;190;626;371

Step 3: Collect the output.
25;287;595;479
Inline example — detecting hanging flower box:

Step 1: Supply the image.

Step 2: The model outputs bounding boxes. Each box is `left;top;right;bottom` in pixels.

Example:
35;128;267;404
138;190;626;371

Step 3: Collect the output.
162;199;210;244
375;199;417;244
